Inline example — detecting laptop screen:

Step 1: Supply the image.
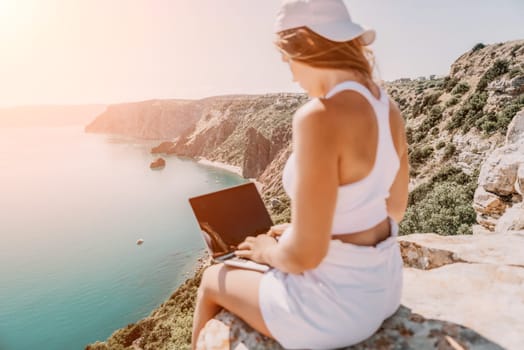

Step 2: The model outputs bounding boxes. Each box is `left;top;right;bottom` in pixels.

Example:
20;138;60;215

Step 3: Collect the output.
188;182;274;258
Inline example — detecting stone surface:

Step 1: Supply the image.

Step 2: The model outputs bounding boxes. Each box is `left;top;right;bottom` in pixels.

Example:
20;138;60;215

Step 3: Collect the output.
197;306;503;350
516;163;524;195
506;108;524;145
398;240;464;270
487;76;524;96
473;186;507;216
475;213;498;231
398;232;524;266
400;234;524;348
402;263;524;350
196;233;524;350
478;146;520;196
494;203;524;232
474;137;524;230
471;224;492;235
507;75;524;95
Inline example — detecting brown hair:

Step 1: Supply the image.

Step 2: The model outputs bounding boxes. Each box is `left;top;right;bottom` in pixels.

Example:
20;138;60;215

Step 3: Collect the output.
274;27;376;80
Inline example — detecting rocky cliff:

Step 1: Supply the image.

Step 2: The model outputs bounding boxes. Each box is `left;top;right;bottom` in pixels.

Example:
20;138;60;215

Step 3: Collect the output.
85;40;524;350
85;40;524;232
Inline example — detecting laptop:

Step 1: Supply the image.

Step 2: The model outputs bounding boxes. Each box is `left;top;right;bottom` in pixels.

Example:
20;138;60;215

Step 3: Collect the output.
188;181;273;272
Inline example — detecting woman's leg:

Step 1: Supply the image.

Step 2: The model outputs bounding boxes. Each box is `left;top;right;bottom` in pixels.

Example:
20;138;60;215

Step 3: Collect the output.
191;263;273;349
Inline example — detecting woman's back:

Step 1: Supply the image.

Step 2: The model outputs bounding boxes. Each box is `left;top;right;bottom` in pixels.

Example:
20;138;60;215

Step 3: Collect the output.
282;80;407;233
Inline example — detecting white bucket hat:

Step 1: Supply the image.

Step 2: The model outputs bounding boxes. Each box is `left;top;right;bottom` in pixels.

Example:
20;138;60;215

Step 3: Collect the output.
274;0;376;45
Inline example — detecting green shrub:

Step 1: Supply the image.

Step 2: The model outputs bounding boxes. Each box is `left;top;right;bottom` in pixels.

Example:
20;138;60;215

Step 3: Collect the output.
508;67;523;79
475;112;498;134
445;97;459;107
471;43;486;52
436;140;446;149
406;127;414;144
271;196;291;224
412;131;427;143
475;95;524;135
443;77;459;92
412;92;442;117
409;145;434;167
415;105;443;140
446;92;488;132
428;105;443;123
510;43;523;57
496;95;524;134
407;165;474;207
400;182;477;235
443;143;456;159
476;59;509;92
399;166;479;235
409;168;419;177
451;82;470;96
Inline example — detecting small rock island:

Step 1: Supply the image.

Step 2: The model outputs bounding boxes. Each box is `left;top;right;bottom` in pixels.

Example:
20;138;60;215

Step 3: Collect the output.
150;157;166;170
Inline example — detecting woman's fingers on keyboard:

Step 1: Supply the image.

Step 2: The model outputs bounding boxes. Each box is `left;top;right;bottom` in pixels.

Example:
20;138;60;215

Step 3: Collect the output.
264;223;290;238
267;230;276;237
234;249;251;258
237;240;253;250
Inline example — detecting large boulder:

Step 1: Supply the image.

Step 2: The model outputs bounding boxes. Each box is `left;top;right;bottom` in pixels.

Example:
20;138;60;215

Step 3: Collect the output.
487;76;524;96
474;124;524;230
150;157;166;169
399;233;524;350
506;108;524;145
477;145;520;196
196;305;502;350
196;233;524;350
516;163;524;195
494;202;524;232
473;186;507;216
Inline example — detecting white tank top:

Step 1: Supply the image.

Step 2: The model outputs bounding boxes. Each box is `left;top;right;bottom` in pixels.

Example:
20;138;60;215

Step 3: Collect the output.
282;81;401;233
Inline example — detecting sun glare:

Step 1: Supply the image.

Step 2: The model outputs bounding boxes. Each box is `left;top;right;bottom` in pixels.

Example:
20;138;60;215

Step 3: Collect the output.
0;0;35;39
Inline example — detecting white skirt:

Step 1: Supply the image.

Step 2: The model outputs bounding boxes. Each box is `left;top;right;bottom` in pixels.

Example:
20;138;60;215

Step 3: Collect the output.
259;216;403;350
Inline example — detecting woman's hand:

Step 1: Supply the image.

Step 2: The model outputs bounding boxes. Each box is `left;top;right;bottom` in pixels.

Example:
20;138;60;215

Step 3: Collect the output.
235;234;278;265
267;223;291;238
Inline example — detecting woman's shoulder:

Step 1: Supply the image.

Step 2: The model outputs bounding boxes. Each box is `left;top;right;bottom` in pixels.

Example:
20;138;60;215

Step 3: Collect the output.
293;94;363;123
291;99;340;149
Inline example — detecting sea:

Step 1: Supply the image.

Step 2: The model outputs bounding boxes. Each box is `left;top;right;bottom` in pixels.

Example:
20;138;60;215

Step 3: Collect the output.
0;125;247;350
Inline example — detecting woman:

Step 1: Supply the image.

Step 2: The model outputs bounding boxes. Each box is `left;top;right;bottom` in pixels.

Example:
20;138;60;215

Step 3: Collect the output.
192;0;409;348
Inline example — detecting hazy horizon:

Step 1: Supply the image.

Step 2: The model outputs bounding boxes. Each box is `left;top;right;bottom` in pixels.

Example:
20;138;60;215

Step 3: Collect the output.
1;0;523;108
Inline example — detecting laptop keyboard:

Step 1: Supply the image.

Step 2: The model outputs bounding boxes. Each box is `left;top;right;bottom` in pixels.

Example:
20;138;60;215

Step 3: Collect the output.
230;257;250;263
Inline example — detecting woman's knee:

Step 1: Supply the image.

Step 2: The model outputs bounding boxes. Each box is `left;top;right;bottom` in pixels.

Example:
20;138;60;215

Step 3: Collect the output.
197;263;225;301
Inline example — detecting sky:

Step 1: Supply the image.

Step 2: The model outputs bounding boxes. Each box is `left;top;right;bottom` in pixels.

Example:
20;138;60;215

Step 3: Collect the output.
0;0;523;107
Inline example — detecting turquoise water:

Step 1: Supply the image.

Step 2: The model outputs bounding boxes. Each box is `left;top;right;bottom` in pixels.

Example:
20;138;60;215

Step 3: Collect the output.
0;126;247;350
